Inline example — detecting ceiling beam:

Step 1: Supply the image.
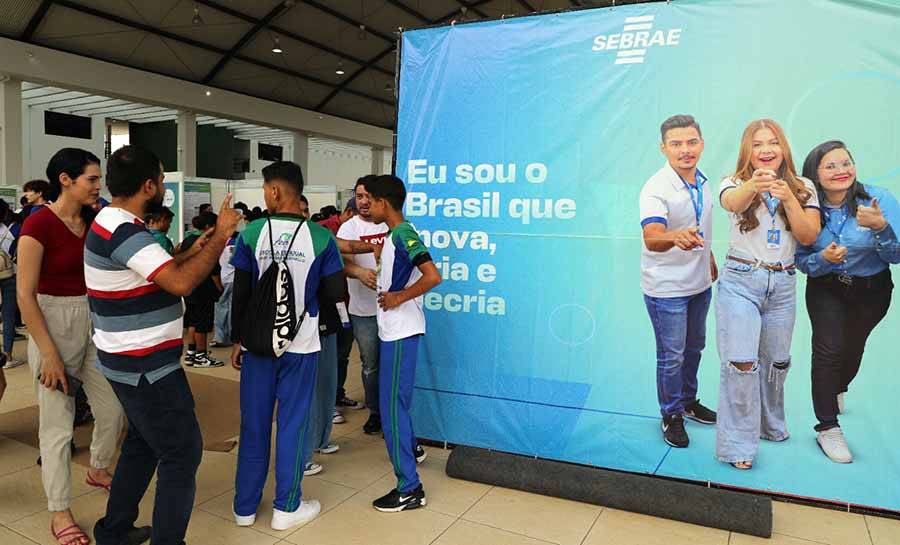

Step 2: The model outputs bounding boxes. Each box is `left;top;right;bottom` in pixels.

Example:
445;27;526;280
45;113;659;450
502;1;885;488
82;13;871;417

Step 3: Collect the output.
299;0;394;43
384;0;431;24
25;91;89;106
50;0;392;108
22;88;73;101
65;98;130;112
314;0;493;112
194;0;393;78
116;112;178;121
516;0;537;11
314;46;393;111
457;1;489;19
202;1;290;84
21;0;54;42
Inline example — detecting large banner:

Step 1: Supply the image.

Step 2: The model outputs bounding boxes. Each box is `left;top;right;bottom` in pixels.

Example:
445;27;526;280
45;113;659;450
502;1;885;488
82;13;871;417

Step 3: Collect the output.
397;0;900;511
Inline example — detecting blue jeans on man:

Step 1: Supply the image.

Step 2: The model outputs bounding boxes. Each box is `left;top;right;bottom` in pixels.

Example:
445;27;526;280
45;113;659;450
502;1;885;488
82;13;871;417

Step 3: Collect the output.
643;288;712;417
350;315;379;414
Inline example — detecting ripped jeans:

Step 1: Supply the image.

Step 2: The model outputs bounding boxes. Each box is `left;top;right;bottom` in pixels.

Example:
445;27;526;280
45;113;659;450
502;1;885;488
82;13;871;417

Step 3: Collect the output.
715;256;796;463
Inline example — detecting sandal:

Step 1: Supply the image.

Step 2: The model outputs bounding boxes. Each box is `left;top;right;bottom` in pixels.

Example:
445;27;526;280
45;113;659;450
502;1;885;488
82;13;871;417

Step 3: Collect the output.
85;474;112;492
51;522;90;545
730;461;753;470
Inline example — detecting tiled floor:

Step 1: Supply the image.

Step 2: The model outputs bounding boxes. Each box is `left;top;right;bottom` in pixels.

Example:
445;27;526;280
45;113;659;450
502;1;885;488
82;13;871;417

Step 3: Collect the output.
1;341;898;545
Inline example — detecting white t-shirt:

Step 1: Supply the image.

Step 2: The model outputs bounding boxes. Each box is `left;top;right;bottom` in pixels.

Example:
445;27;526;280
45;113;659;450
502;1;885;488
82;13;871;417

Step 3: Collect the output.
377;222;428;342
639;163;713;298
219;238;236;285
719;176;820;264
336;215;389;317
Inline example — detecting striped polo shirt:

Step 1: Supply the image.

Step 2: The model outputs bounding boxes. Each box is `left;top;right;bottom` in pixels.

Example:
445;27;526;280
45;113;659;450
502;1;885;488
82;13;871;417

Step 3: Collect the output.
85;206;184;385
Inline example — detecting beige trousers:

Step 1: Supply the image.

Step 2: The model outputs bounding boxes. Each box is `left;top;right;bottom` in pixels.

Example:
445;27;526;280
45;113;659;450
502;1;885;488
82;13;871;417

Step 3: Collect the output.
27;294;124;512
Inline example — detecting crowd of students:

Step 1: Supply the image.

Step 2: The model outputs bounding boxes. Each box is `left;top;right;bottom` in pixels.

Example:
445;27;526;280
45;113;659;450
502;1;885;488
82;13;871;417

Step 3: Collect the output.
640;115;899;469
0;146;439;545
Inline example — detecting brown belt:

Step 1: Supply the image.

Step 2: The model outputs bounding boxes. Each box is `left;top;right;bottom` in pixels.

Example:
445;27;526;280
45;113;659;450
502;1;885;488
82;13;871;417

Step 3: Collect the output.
727;255;796;272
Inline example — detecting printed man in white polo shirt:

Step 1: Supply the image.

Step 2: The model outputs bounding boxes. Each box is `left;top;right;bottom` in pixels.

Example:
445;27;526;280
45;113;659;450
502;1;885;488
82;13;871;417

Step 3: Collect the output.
640;115;718;449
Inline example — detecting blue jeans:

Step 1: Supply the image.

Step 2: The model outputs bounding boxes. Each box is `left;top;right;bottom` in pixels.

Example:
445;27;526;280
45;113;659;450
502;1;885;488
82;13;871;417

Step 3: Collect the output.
213;282;233;345
644;288;711;417
304;334;337;466
715;257;795;463
0;275;17;354
351;315;379;414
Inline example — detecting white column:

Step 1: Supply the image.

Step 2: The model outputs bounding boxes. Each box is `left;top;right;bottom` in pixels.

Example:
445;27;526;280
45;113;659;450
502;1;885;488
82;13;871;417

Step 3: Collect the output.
291;132;309;180
177;111;196;177
371;146;384;175
0;76;23;188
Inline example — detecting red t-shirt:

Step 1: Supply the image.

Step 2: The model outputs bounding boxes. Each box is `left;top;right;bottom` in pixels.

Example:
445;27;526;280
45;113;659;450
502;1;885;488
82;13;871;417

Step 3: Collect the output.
318;215;341;236
20;207;88;296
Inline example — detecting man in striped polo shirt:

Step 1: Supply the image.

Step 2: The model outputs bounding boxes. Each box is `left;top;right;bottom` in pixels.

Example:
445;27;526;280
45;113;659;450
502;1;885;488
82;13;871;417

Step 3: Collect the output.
88;146;240;545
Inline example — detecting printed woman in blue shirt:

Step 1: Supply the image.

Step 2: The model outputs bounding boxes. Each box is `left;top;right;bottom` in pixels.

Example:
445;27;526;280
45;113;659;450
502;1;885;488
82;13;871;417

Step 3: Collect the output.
796;140;900;464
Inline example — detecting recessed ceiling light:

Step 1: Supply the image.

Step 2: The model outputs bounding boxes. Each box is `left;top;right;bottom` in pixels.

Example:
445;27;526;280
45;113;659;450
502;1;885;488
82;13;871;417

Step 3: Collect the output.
192;5;204;25
272;36;283;54
205;90;211;96
335;60;345;75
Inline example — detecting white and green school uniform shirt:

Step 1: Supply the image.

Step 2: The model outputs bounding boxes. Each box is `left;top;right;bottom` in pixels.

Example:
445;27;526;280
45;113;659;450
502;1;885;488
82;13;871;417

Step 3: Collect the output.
377;221;433;342
231;214;344;354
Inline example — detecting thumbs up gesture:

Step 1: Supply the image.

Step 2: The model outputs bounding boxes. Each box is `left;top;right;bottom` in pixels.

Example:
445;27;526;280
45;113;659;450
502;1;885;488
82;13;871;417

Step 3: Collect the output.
857;198;888;231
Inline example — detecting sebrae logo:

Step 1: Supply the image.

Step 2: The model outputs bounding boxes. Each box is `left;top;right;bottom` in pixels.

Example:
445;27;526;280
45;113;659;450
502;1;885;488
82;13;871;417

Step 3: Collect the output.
591;15;682;65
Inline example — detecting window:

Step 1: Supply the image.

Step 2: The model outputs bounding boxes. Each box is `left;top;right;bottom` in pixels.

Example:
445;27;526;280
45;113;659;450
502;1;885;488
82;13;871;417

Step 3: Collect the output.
258;143;283;162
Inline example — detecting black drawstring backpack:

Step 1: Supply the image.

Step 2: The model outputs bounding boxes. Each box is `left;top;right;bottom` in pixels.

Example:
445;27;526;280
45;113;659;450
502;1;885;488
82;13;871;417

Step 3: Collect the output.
240;218;306;357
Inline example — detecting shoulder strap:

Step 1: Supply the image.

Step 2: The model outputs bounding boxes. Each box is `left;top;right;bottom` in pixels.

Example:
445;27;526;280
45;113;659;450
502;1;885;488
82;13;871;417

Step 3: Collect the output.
279;219;305;264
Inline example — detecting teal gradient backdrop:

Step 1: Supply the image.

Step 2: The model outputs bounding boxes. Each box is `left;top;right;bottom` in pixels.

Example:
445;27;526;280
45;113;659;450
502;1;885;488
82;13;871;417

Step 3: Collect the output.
397;0;900;510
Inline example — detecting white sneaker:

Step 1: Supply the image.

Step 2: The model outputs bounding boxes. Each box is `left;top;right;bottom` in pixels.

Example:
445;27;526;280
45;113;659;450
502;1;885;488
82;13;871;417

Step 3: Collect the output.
303;462;323;476
2;358;25;369
332;409;346;424
193;353;224;368
316;443;339;454
837;392;845;414
271;500;321;531
234;511;256;527
817;427;853;463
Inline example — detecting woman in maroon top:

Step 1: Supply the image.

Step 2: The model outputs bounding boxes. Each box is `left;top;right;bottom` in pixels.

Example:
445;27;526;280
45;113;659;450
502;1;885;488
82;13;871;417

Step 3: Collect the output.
18;149;124;545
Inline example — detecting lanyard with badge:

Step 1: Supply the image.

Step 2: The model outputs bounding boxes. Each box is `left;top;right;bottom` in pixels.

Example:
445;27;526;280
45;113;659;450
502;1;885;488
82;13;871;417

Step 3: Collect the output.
825;205;849;270
679;171;705;251
764;192;781;249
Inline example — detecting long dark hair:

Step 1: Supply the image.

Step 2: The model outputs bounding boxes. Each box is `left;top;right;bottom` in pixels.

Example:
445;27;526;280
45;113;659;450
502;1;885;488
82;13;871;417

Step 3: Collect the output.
802;140;870;222
46;148;101;224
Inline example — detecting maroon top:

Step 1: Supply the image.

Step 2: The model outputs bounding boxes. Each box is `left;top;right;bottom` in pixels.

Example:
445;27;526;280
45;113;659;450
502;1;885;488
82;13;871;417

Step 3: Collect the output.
20;207;87;296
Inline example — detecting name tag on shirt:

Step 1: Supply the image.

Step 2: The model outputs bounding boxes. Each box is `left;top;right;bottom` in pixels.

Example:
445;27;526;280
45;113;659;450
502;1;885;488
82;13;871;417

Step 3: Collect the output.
767;229;781;249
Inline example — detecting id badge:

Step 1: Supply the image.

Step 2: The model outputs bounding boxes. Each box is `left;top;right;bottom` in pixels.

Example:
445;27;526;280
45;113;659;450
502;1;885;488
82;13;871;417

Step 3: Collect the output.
693;230;705;251
767;229;781;249
336;301;351;328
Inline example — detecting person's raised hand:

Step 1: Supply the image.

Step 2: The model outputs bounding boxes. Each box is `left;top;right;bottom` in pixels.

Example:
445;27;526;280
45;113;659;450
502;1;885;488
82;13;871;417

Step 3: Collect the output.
857;198;888;230
216;193;242;239
749;169;777;194
673;227;704;251
822;242;848;264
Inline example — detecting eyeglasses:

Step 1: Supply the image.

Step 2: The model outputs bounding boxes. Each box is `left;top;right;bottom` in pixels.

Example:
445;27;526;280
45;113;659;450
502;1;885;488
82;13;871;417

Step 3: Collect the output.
819;160;854;172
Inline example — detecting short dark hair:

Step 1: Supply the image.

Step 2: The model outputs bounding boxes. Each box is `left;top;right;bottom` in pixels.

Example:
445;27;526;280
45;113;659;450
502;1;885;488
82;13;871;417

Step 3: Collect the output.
355;174;378;192
367;175;406;211
198;211;217;229
106;145;162;197
198;203;213;214
660;115;702;141
23;179;51;198
46;148;101;201
262;161;304;195
320;205;339;218
145;207;174;224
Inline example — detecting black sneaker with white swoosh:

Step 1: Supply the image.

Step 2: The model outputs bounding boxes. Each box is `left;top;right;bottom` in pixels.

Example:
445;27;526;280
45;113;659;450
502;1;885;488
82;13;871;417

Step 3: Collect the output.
372;485;427;513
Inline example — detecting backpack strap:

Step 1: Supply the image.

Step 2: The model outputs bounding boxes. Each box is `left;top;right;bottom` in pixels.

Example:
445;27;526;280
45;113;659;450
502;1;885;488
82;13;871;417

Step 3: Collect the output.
279;219;305;263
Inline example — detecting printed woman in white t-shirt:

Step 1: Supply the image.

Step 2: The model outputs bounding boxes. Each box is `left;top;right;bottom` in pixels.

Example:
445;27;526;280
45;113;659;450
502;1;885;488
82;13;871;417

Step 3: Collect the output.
715;119;821;469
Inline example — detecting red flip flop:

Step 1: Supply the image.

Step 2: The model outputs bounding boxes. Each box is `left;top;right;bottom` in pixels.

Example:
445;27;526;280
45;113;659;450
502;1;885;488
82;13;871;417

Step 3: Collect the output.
85;474;112;492
51;522;90;545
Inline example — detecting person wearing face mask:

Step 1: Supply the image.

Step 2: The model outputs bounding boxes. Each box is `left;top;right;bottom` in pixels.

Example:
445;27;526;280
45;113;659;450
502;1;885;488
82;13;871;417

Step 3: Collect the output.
640;115;718;449
716;119;821;470
796;141;900;464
